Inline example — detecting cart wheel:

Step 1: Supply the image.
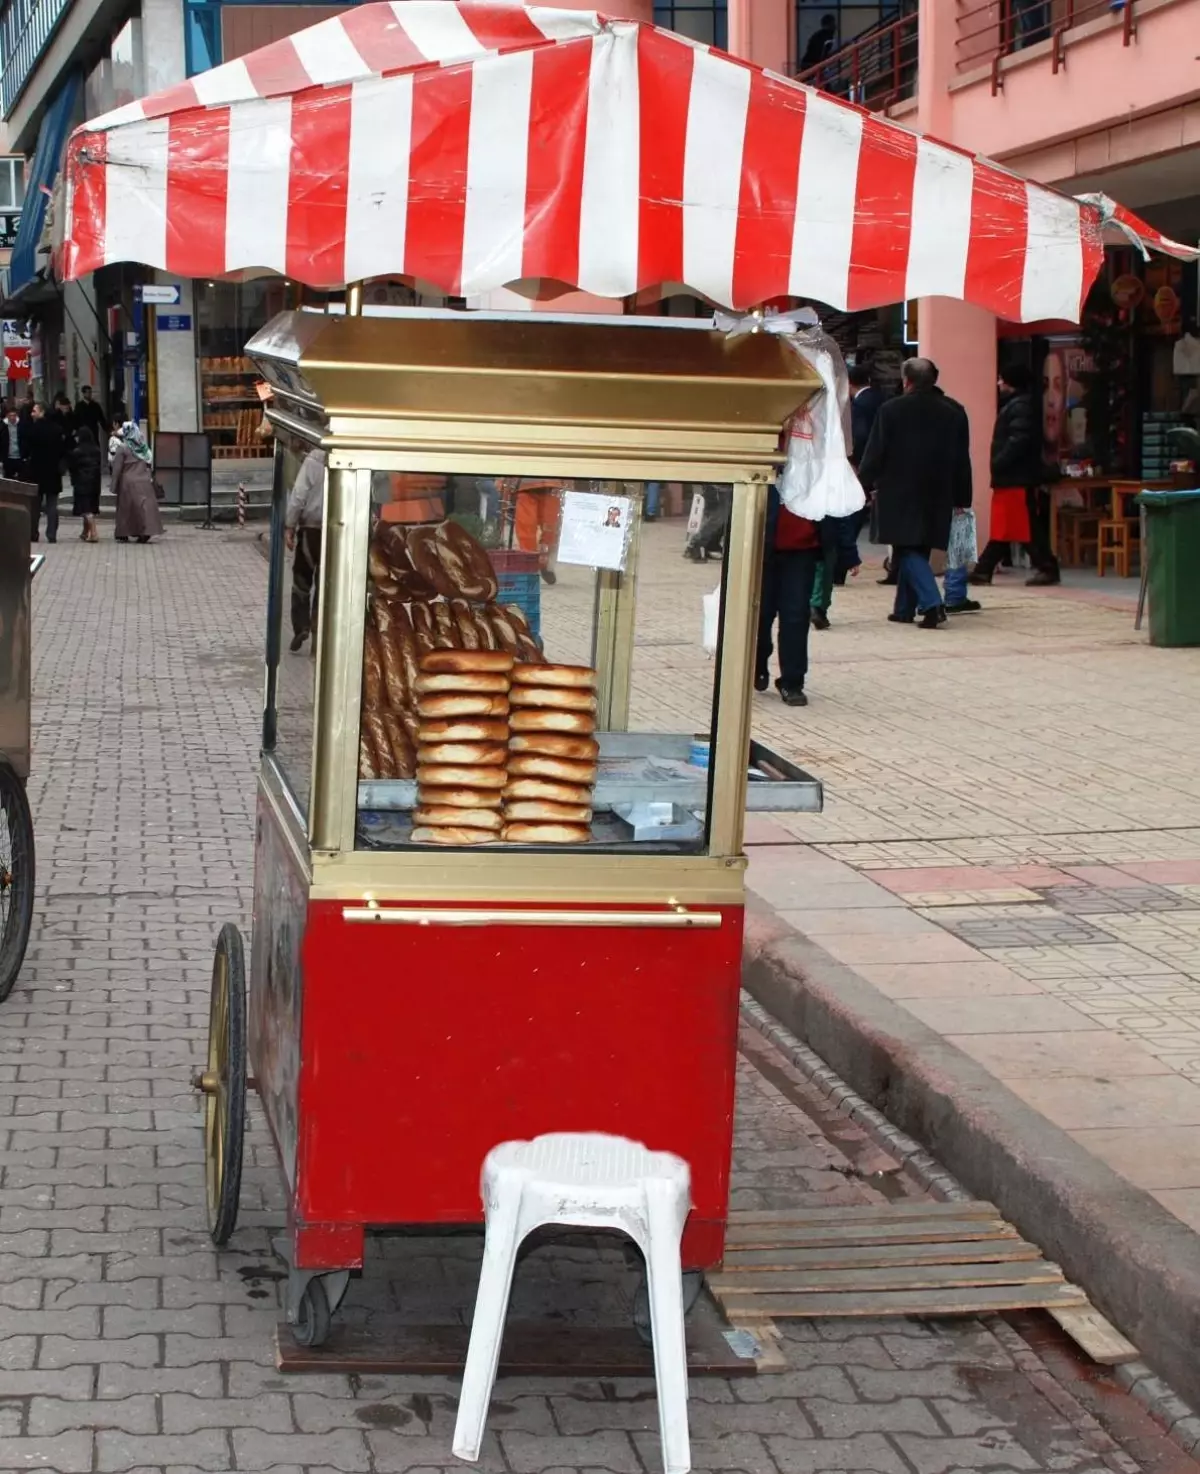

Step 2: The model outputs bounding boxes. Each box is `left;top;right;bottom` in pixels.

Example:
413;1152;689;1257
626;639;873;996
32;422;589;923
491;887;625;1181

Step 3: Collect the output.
293;1275;332;1349
0;760;34;1006
632;1269;704;1348
203;923;247;1247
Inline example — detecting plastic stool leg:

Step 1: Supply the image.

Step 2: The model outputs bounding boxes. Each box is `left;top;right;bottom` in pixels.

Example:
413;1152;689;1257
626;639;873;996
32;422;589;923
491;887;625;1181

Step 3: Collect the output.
453;1186;525;1462
644;1189;692;1474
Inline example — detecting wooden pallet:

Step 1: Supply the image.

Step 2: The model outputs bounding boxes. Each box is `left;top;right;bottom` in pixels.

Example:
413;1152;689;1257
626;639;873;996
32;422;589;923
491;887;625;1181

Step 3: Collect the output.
709;1202;1138;1368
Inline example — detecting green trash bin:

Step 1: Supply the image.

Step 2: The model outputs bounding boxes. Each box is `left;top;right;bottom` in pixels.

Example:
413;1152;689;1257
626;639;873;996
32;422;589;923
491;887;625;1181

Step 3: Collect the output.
1138;489;1200;647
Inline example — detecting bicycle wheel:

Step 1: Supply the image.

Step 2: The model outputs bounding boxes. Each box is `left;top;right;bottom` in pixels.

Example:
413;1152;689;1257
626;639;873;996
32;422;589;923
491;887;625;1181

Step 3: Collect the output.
0;760;34;1004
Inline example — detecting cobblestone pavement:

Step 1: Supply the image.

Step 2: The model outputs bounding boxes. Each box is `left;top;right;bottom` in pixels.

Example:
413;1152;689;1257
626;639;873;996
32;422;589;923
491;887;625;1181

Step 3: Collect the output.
3;522;1197;1472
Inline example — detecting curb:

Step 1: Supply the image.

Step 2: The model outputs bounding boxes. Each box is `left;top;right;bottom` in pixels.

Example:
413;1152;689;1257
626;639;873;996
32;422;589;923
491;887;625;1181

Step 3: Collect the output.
742;906;1200;1415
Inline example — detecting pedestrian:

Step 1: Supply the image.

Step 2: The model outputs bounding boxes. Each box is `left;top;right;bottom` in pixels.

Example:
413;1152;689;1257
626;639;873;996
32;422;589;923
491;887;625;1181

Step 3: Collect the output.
800;12;837;69
74;384;108;444
110;422;165;544
1;404;27;480
285;446;326;652
969;363;1061;588
809;514;861;630
69;425;103;543
849;363;884;468
25;402;64;544
857;357;973;629
756;483;821;707
684;484;731;562
499;477;563;586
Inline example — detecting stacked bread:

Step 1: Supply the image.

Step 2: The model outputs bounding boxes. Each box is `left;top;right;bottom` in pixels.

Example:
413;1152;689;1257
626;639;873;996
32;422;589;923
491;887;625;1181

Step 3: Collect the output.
359;517;544;783
503;665;599;845
411;651;515;846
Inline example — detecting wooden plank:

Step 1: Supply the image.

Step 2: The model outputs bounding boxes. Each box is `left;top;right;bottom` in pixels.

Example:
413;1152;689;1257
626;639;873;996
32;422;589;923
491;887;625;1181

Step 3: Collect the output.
728;1220;1018;1252
727;1319;788;1374
724;1240;1042;1272
713;1283;1089;1321
275;1316;755;1376
1048;1306;1139;1367
710;1260;1065;1297
729;1202;1001;1228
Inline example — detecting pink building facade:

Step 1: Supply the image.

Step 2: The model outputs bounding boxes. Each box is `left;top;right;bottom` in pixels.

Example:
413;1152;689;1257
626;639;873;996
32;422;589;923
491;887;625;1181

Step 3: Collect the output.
720;0;1200;532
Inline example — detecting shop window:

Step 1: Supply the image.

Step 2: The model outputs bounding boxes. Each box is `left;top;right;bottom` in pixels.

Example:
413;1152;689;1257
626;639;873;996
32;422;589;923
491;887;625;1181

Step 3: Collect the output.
653;1;727;48
0;158;24;212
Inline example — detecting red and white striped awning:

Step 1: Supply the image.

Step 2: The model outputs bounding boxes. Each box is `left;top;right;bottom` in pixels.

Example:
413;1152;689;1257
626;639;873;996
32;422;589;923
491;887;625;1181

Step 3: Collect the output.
61;2;1196;321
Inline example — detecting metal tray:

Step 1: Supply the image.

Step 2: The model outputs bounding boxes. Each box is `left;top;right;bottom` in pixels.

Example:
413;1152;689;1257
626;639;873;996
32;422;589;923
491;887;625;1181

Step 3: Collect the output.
359;733;822;815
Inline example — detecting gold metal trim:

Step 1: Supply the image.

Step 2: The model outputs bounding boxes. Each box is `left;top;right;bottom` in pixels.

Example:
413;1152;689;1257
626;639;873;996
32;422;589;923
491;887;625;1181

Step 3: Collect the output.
709;480;768;859
342;906;722;928
310;850;746;905
258;757;312;881
309;468;370;853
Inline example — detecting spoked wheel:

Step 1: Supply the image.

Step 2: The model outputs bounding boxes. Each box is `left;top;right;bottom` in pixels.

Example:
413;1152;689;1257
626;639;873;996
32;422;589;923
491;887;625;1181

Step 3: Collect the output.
200;923;247;1247
0;760;35;1006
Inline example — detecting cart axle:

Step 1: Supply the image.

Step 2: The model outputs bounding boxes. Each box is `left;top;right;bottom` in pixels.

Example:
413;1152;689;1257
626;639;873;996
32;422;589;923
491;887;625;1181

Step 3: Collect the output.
193;1069;257;1094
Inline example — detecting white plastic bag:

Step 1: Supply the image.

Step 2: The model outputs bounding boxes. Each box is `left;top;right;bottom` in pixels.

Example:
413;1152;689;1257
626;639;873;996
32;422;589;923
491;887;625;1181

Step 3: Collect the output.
701;584;721;656
778;332;866;521
947;508;979;570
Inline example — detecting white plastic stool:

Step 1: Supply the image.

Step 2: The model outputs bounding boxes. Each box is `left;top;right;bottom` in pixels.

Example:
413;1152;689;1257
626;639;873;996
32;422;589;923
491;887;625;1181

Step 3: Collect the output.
452;1133;693;1474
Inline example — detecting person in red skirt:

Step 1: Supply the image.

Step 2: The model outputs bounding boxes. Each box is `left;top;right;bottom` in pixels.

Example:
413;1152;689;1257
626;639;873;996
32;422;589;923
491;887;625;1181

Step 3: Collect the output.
970;364;1061;587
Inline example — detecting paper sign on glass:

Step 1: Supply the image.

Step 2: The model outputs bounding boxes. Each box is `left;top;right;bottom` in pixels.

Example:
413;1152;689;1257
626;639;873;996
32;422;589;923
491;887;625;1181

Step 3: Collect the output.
556;492;633;572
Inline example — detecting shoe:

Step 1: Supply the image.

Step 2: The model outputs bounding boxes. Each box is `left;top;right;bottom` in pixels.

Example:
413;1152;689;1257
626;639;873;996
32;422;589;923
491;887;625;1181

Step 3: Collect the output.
1025;570;1060;586
116;536;129;543
643;514;658;523
540;569;557;586
968;570;992;586
289;631;308;653
684;547;706;562
777;684;808;707
754;671;769;693
136;536;150;544
810;609;831;631
887;612;914;624
919;606;945;629
877;574;898;586
945;599;982;614
31;534;39;543
47;536;56;544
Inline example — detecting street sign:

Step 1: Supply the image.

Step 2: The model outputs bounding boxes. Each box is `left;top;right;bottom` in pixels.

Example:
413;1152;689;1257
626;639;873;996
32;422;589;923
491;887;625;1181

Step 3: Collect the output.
0;212;20;250
140;283;181;305
158;314;192;332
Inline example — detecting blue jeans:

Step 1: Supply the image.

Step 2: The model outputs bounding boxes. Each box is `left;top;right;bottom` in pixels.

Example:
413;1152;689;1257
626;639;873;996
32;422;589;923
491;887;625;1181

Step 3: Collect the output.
757;547;819;690
943;565;968;606
893;546;942;620
644;481;660;518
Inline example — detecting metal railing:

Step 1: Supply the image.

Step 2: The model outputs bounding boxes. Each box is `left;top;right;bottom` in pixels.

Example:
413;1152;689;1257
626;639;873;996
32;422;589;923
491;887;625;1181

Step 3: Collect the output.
957;0;1137;90
795;11;919;110
1;0;69;118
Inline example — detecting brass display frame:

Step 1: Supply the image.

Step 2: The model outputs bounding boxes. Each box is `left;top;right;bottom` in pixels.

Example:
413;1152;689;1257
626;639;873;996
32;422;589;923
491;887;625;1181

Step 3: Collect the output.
250;309;817;907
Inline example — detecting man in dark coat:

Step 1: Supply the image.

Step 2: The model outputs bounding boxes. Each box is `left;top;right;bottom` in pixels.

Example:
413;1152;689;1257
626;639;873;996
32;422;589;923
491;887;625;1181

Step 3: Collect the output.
74;385;109;444
969;363;1060;586
25;403;64;543
849;363;884;467
857;357;973;629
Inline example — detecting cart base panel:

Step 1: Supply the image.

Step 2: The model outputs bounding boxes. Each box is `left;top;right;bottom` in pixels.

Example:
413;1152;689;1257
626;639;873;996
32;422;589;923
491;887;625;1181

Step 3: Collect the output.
275;1309;755;1377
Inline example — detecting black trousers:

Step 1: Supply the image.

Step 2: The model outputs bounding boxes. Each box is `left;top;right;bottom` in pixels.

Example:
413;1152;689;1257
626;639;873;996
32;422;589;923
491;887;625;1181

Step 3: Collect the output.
291;528;321;638
757;547;819;691
33;488;59;542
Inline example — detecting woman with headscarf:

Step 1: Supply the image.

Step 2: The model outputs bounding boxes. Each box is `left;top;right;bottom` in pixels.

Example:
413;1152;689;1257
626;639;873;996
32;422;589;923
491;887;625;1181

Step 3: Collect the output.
110;423;164;544
70;425;103;543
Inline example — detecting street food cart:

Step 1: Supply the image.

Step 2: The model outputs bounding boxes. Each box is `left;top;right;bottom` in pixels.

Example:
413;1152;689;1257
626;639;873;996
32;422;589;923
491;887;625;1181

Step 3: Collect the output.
199;305;825;1345
0;480;38;1004
58;0;1197;1351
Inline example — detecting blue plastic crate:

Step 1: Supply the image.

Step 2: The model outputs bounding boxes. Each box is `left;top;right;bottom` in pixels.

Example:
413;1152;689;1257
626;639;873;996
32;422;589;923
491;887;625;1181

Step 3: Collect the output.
495;569;541;639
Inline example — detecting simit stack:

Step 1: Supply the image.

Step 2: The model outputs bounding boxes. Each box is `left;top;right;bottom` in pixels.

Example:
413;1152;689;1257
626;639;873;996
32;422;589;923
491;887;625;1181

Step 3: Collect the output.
503;664;599;844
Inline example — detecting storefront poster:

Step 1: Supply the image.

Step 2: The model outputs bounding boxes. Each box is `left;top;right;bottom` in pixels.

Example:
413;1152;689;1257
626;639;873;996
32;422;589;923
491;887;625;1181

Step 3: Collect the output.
1043;339;1092;460
557;491;633;572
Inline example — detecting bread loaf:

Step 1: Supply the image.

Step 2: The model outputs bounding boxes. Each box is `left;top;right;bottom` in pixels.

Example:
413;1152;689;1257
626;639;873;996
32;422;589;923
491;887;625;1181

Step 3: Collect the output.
417;764;508;790
510;708;595;734
432;601;457;649
363;711;397;779
507;754;597;785
413;805;502;831
503;777;593;805
417;742;507;767
509;686;598;713
436;520;499;602
502;799;592;823
406;525;460;600
361;625;384;711
417;693;511;719
415;670;510;695
414;787;503;810
419;717;510;743
508;732;599;761
382;712;417;778
502;823;592;844
420;649;514;675
512;663;597;690
411;826;496;846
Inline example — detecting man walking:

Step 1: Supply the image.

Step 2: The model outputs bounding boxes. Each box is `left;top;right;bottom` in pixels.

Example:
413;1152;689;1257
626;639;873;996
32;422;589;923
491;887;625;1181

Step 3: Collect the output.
284;446;326;653
74;384;108;444
25;402;64;544
756;484;821;707
1;404;26;480
969;364;1060;588
858;358;973;629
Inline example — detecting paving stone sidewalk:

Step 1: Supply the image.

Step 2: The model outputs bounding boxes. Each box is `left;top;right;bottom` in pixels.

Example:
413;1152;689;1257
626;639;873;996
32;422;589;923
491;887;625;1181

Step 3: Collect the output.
1;523;1195;1472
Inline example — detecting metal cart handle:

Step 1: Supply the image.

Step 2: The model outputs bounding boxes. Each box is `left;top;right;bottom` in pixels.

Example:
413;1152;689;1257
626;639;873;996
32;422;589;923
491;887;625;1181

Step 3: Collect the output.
342;906;722;929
